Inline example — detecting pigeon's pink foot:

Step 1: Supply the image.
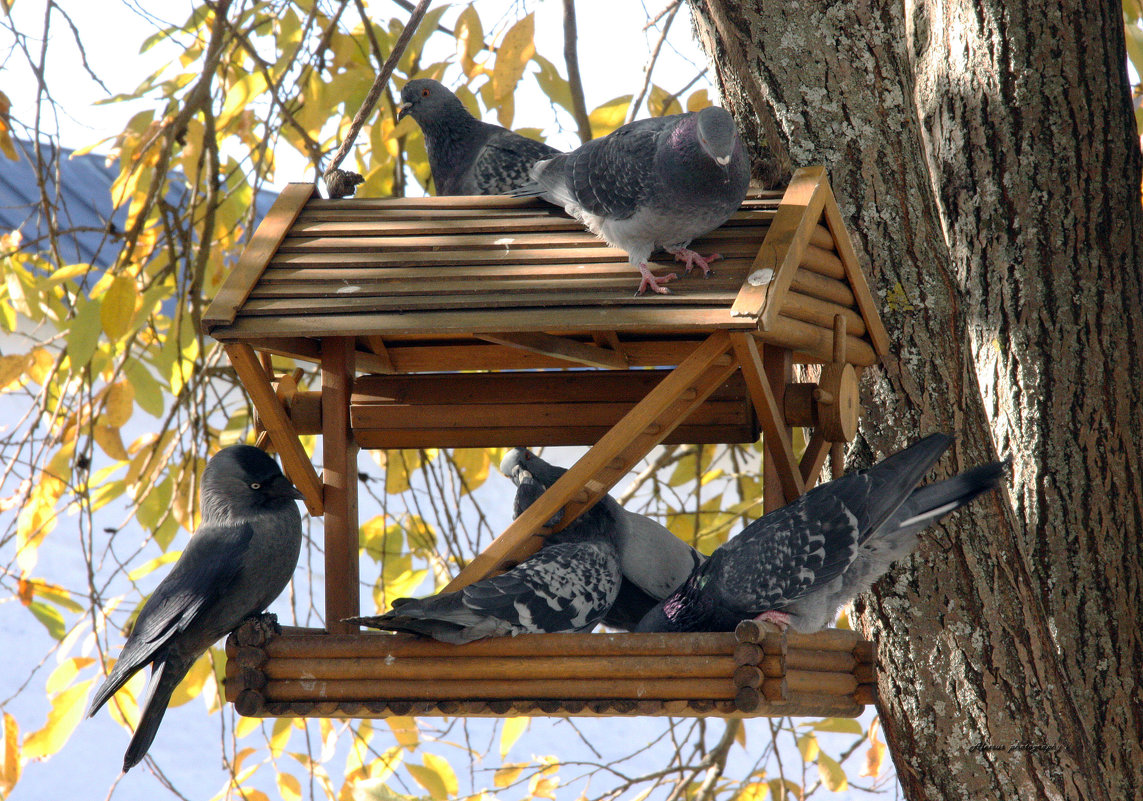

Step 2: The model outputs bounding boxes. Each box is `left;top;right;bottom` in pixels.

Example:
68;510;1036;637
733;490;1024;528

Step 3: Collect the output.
635;263;678;296
753;610;791;632
671;248;722;278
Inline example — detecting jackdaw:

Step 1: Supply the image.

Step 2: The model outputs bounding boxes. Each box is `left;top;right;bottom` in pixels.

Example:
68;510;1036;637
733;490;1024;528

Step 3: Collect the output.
87;444;304;772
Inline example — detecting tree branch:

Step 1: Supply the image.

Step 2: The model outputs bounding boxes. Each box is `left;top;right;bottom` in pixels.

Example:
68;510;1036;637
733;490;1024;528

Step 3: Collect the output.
323;0;433;185
562;0;593;142
625;0;681;123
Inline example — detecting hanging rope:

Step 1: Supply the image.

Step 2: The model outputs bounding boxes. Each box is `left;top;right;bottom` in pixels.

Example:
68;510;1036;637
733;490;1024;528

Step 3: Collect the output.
323;0;434;198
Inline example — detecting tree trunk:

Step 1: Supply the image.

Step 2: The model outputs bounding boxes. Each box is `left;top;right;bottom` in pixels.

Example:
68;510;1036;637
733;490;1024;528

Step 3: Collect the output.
689;1;1143;799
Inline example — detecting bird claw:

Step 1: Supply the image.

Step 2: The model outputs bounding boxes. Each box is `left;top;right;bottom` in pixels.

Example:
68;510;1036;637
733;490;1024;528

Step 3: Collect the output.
635;264;678;296
753;610;791;632
672;249;722;278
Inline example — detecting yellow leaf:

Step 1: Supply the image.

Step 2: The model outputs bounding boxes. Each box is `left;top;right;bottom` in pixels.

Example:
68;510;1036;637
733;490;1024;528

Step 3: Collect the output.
528;774;559;799
22;680;92;761
493;763;526;788
277;771;302;801
270;717;293;758
26;348;54;385
0;353;28;391
385;716;418;749
648;84;682;118
220;71;269;131
588;95;633;138
127;550;180;581
2;712;20;795
796;732;819;762
817;751;848;791
811;717;863;734
101;380;135;427
385;449;419;494
100;274;139;341
94;424;129;461
861;717;885;778
455;5;484;78
686;89;712;112
45;657;95;694
406;761;448;801
168;652;212;708
737;782;770;801
491;13;534;102
423;752;457;796
500;715;528;758
235;715;262;739
451;448;490;494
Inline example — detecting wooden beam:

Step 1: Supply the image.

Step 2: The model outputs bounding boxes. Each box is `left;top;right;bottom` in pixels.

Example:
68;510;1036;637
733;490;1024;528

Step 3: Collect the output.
223;343;323;515
442;332;737;593
203;183;315;330
799;428;832;486
732;166;830;322
729;333;805;505
362;336;396;373
322;338;359;635
819;184;891;360
476;331;629;369
762;345;793;513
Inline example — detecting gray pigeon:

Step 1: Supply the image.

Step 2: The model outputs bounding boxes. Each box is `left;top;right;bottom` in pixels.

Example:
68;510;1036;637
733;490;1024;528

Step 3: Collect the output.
351;465;620;643
514;106;750;295
397;78;560;195
499;448;704;630
635;434;1006;633
87;445;304;772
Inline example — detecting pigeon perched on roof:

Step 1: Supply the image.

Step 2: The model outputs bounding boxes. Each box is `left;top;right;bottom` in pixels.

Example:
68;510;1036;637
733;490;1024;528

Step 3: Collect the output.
351;465;620;643
499;448;704;630
397;78;560;195
635;434;1007;634
513;106;750;295
87;445;304;772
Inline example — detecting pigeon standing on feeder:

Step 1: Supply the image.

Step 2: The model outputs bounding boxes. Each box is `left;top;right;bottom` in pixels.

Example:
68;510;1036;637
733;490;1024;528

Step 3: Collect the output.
513;106;751;295
87;445;304;772
499;447;705;630
397;78;561;195
635;434;1007;634
351;465;621;643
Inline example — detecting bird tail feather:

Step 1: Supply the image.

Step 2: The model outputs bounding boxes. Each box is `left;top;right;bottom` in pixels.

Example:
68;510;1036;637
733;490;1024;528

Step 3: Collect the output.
888;459;1007;538
122;656;190;772
87;658;137;718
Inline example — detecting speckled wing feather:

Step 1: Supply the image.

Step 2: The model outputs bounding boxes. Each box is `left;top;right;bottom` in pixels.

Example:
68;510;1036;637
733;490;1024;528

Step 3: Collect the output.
472;130;560;195
536;116;674;220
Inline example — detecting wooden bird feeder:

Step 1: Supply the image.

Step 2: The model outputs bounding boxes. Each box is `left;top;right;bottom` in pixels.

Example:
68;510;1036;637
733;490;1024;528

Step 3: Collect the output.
203;165;890;719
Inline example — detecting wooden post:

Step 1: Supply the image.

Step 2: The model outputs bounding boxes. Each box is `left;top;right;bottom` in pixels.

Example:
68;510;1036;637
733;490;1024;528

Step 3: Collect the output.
322;337;359;635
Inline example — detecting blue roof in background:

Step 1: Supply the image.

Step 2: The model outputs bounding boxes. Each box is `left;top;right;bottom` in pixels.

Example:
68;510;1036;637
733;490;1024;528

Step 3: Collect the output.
0;138;281;268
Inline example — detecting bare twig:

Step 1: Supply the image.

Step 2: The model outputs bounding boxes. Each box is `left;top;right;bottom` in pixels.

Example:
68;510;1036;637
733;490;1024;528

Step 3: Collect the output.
643;0;683;31
562;0;593;142
323;0;433;181
625;0;682;123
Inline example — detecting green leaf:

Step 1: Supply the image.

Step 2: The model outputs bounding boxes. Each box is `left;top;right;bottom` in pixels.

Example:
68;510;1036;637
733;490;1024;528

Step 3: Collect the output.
124;359;165;418
65;295;103;369
28;601;66;640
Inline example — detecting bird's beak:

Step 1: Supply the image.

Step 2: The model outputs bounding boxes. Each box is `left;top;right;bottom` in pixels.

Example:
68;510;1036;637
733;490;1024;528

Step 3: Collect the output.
270;475;306;501
397;101;412;120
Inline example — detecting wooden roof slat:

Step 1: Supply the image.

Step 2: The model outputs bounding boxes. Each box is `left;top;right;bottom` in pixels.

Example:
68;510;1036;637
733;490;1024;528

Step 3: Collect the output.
270;242;765;265
353;424;756;449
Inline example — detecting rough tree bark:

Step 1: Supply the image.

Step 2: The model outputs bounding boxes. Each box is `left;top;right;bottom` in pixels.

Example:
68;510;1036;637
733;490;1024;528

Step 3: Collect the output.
690;1;1143;799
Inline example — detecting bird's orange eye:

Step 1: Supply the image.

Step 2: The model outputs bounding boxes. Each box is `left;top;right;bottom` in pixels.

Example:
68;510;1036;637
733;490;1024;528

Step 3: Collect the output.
421;88;430;97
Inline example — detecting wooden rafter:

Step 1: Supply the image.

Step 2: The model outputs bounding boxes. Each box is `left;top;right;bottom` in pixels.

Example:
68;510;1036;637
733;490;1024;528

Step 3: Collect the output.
476;331;629;369
224;342;324;515
441;332;737;593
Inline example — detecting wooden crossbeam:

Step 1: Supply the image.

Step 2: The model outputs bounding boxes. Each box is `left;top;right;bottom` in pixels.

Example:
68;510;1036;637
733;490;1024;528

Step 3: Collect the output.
441;332;737;593
799;428;832;486
729;333;805;504
476;332;629;369
224;343;324;515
